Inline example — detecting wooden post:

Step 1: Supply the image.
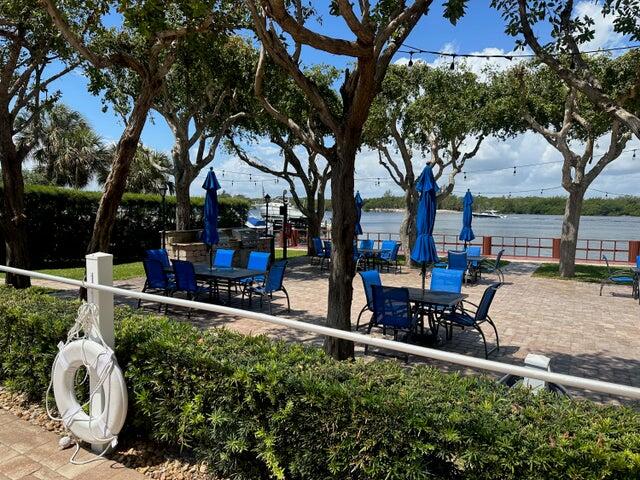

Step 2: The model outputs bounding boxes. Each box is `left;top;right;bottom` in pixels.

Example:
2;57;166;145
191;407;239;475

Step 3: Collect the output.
552;238;561;260
482;236;492;256
629;240;640;264
85;252;114;453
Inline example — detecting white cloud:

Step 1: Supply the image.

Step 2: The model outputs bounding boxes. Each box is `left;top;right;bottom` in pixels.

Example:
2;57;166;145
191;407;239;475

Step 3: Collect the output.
574;1;626;51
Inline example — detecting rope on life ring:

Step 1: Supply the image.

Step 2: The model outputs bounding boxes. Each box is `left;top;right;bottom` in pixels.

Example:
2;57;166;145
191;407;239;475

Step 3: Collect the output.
46;303;128;464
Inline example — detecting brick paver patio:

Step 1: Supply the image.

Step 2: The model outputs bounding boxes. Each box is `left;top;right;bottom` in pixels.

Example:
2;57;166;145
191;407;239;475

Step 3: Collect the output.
39;257;640;403
0;409;145;480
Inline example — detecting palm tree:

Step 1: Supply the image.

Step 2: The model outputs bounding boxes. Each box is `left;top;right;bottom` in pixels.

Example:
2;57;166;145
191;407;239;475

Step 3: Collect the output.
26;104;110;188
98;145;173;195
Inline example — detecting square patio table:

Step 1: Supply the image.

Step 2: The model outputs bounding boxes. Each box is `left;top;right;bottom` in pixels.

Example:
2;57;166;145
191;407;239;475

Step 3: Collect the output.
466;255;486;283
406;287;467;335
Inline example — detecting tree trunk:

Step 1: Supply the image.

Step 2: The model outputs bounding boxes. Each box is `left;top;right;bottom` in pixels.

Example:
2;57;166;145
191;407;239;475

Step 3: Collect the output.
559;188;585;278
306;211;322;255
0;110;31;288
324;142;357;360
86;84;159;253
400;188;418;267
174;165;193;231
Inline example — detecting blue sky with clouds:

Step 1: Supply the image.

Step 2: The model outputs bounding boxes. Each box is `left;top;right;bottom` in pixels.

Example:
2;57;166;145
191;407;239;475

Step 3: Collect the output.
43;1;638;199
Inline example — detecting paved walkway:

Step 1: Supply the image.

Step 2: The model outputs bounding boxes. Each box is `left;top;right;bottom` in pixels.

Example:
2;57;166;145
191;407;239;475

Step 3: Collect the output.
0;409;144;480
38;258;640;404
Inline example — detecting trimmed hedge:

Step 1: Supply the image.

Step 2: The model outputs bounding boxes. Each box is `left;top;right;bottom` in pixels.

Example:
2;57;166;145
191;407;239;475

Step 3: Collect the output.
0;287;639;479
0;185;251;268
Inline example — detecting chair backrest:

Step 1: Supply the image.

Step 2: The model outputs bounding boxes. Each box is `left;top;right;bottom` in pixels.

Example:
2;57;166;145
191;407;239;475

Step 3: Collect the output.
312;237;324;256
380;240;400;260
171;259;197;292
323;240;332;255
213;249;235;268
359;239;374;251
143;258;169;289
359;270;382;308
636;255;640;268
430;268;463;293
371;285;412;329
602;255;612;273
466;246;481;266
264;260;287;292
247;251;270;272
475;283;500;321
146;249;170;268
494;249;504;266
448;250;468;271
380;239;396;252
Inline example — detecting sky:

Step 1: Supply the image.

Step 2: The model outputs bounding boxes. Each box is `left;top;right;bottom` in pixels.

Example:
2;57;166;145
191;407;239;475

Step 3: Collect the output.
44;1;639;200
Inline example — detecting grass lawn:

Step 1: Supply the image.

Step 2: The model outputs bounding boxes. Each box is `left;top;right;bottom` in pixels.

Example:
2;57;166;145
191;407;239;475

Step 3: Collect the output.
0;262;145;282
532;262;632;283
275;248;307;260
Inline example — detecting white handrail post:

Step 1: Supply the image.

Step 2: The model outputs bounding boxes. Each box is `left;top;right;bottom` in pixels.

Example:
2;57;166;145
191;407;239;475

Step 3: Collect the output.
85;252;114;453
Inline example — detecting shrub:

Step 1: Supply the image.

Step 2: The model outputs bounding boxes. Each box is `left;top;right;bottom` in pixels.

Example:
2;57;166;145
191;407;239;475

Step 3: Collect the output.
0;287;639;479
0;185;251;268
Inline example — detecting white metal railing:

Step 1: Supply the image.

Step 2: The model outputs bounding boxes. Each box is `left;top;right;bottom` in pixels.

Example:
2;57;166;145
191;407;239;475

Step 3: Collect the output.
2;263;640;400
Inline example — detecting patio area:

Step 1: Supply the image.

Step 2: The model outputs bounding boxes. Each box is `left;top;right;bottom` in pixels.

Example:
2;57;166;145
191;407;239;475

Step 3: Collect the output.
41;257;640;404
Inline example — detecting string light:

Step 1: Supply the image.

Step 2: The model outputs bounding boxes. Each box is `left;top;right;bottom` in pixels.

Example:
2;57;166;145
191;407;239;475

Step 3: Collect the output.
449;55;455;70
513;166;517;176
408;52;414;67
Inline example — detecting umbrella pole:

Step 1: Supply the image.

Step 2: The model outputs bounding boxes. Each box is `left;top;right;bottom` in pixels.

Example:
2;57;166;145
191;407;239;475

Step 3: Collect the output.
209;246;213;270
421;263;426;292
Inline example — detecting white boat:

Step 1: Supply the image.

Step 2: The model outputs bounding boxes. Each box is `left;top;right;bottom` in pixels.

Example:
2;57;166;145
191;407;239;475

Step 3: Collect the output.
473;210;507;219
256;201;306;220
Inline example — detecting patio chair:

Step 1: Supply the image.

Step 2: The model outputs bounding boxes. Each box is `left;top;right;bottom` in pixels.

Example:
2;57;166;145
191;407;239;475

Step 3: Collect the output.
240;251;270;286
430;268;464;293
379;240;401;273
359;239;374;251
243;260;290;314
366;285;419;361
145;249;171;268
438;283;501;358
600;255;635;296
213;248;235;268
311;237;328;265
138;258;175;312
479;249;505;282
465;246;481;281
447;250;468;282
171;259;209;319
320;240;332;271
355;270;382;330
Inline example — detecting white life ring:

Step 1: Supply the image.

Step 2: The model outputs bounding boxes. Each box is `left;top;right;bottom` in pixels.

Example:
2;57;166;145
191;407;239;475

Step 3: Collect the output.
52;339;127;444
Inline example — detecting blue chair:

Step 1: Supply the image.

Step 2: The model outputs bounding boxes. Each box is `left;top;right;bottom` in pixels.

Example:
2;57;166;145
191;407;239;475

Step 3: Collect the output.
366;285;418;360
241;251;270;285
447;250;468;282
171;259;208;318
321;240;332;271
243;260;290;314
439;283;501;358
311;237;329;267
353;243;366;270
379;240;401;273
145;249;171;268
359;239;374;251
466;246;481;267
213;249;235;268
430;268;463;293
480;249;505;282
600;255;635;297
355;270;382;330
138;259;175;311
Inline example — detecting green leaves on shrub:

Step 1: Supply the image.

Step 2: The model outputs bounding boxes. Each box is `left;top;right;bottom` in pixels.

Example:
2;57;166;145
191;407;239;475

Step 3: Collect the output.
0;184;251;268
0;286;639;479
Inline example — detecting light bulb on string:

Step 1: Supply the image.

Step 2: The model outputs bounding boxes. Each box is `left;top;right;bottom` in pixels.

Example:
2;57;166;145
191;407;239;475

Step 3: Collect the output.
408;52;414;67
463;172;467;181
449;55;455;70
222;170;225;177
249;174;252;181
634;149;637;159
513;166;517;175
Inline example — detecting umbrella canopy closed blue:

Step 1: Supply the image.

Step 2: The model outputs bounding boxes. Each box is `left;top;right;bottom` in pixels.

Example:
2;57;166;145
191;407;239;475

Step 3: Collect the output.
411;166;439;289
202;168;221;249
355;191;364;237
459;190;475;244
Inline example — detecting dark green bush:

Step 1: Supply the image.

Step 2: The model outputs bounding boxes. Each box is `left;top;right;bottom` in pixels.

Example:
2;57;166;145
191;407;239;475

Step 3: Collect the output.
0;185;251;268
0;287;639;479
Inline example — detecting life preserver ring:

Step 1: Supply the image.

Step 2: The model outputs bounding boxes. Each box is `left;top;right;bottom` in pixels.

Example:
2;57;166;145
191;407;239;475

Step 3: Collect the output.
52;339;128;444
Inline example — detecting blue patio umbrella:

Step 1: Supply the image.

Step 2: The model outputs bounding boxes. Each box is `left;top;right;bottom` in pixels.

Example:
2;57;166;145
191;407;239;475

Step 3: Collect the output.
355;191;364;237
202;167;221;267
410;165;440;290
459;189;476;246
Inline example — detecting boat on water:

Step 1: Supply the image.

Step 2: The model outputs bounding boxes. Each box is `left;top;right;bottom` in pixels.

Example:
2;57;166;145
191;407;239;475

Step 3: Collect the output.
473;210;507;219
255;201;306;221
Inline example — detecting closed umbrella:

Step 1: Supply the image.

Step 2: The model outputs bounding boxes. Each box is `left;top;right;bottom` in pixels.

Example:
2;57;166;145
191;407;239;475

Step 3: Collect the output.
459;189;475;247
355;191;364;237
410;165;440;290
202;167;221;268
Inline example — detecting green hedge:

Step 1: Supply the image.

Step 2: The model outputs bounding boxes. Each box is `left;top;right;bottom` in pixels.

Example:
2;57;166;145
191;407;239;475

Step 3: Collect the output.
1;287;639;479
0;185;251;268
